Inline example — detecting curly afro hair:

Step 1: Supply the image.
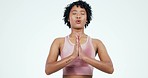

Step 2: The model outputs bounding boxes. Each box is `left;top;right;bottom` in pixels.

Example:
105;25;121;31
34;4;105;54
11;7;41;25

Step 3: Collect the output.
63;0;92;28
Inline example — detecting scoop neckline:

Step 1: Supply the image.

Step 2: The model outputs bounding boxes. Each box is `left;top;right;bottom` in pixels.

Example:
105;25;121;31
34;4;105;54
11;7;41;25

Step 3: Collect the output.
67;35;89;46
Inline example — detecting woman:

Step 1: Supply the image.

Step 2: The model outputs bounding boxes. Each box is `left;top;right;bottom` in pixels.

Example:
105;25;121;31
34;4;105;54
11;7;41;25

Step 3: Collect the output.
45;0;114;78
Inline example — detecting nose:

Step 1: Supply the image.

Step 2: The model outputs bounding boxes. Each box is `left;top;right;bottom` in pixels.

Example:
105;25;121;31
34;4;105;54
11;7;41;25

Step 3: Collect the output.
76;13;81;19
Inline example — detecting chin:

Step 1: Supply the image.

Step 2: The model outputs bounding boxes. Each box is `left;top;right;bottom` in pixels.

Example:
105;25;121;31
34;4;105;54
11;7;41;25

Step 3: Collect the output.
71;24;84;29
74;27;84;30
76;25;84;28
76;25;83;28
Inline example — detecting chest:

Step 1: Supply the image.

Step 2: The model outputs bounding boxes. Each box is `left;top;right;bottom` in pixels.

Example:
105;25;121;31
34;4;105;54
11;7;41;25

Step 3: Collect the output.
60;37;97;58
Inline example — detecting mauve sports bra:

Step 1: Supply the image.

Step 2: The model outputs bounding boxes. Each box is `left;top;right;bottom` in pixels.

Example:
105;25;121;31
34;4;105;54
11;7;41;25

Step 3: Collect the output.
60;35;96;75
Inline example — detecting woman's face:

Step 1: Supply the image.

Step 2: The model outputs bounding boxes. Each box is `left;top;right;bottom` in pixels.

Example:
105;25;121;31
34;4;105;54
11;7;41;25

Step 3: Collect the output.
69;5;87;29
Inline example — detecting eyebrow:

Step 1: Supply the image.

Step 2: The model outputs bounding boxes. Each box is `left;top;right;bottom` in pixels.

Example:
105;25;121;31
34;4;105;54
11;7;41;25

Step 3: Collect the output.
71;10;85;12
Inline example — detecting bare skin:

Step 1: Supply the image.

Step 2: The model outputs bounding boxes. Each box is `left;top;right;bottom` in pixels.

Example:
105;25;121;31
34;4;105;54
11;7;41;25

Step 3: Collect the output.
45;6;114;78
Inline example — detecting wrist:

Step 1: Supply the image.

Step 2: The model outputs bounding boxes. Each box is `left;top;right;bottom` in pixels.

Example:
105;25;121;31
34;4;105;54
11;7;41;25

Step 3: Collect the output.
81;55;89;61
71;52;78;59
70;54;77;60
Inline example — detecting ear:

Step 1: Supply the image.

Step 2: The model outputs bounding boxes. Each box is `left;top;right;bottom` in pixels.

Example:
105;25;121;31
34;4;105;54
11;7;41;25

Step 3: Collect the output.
86;20;88;24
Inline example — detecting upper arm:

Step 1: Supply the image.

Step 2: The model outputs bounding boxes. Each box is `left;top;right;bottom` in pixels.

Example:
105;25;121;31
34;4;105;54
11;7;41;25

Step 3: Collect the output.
95;39;112;62
46;38;60;64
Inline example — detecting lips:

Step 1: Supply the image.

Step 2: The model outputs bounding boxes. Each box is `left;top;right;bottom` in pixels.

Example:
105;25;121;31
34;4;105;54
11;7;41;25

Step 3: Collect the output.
76;20;81;24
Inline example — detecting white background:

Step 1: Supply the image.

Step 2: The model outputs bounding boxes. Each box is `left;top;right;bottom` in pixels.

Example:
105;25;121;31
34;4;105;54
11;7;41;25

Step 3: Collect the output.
0;0;148;78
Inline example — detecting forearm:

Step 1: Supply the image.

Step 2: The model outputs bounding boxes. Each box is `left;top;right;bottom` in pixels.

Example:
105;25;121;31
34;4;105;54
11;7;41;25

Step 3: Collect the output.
83;57;114;74
45;55;76;75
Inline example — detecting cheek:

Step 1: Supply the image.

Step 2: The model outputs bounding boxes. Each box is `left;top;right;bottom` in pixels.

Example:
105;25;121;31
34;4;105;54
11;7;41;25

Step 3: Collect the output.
69;18;73;24
82;16;87;21
69;16;75;23
69;17;74;25
70;16;74;21
82;18;87;24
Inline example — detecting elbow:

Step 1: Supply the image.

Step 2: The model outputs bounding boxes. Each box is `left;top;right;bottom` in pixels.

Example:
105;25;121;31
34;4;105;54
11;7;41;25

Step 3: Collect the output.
45;69;52;75
45;69;50;75
107;62;114;74
45;66;53;75
108;67;114;74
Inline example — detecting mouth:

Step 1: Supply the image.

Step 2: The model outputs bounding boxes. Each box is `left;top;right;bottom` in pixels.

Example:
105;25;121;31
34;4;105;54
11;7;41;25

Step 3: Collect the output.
76;20;81;24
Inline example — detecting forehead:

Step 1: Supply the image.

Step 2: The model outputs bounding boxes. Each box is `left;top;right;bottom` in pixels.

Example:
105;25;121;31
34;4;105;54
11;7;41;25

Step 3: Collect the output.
71;5;86;12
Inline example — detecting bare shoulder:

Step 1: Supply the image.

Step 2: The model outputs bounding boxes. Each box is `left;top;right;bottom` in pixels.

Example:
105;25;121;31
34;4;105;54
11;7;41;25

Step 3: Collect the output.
92;38;103;45
54;37;65;42
91;37;108;54
91;38;103;51
52;37;65;46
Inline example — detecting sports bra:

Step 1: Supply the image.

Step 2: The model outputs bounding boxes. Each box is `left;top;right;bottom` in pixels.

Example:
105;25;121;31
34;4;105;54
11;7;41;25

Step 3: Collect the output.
60;35;96;75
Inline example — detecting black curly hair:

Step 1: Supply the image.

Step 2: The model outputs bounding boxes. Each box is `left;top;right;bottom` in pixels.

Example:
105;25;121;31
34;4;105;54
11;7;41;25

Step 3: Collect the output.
63;0;92;28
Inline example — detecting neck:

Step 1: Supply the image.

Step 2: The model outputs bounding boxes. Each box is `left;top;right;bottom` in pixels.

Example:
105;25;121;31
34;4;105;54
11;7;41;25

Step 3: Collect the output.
70;28;86;38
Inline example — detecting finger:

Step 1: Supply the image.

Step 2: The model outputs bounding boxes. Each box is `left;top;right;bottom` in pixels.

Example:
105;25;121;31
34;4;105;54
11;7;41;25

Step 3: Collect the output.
78;36;81;45
76;37;79;45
